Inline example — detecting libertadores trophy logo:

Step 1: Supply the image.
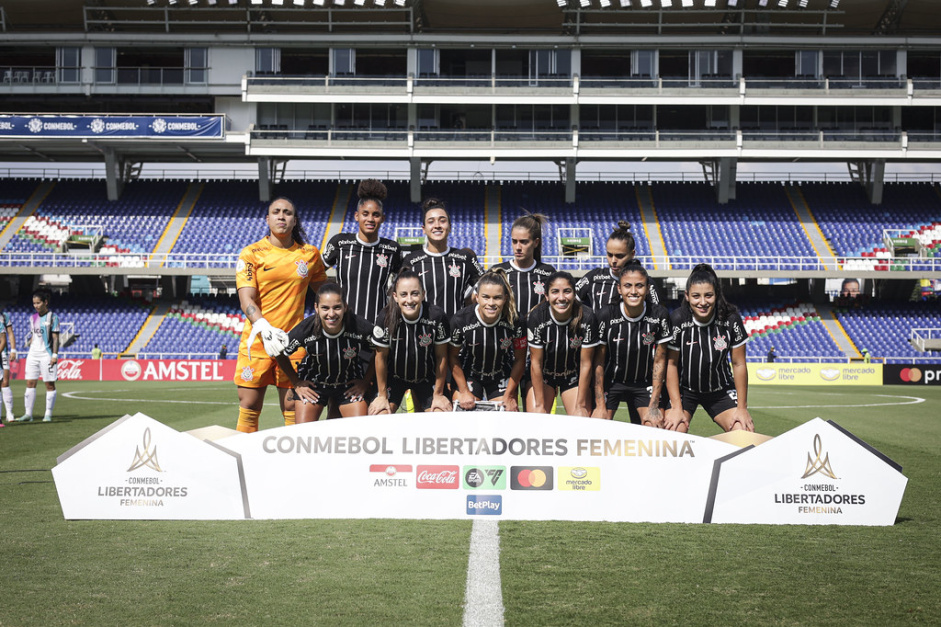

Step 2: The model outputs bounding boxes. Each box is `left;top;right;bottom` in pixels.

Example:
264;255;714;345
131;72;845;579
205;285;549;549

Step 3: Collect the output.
801;433;837;480
127;428;164;473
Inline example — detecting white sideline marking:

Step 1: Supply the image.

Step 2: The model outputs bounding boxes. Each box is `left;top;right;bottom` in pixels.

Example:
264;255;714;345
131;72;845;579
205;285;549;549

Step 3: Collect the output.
61;390;279;406
751;394;925;409
463;519;504;627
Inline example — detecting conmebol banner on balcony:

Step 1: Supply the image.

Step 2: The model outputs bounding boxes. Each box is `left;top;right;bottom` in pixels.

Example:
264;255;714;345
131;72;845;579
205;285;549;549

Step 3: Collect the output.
0;115;224;138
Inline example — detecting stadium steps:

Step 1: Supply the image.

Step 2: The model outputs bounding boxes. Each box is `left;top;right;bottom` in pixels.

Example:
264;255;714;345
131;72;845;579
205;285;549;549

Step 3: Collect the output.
784;184;838;271
635;183;669;270
485;184;501;258
0;180;54;249
319;183;354;252
815;304;862;359
151;182;204;262
124;301;173;356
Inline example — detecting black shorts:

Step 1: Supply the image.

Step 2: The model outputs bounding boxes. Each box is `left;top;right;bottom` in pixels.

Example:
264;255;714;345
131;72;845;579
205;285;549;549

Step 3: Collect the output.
542;371;580;393
466;377;509;401
290;384;363;407
605;382;661;411
387;378;436;411
680;388;738;420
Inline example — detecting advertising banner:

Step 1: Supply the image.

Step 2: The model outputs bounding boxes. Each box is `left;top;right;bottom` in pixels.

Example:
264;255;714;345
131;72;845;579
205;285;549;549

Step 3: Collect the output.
748;363;882;385
705;418;907;526
0;114;224;139
53;413;249;520
40;359;236;382
883;364;941;386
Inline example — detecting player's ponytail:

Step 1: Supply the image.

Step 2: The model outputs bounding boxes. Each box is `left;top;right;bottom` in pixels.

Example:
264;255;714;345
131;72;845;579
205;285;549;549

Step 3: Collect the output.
477;269;518;326
608;220;636;255
357;179;387;212
511;212;549;263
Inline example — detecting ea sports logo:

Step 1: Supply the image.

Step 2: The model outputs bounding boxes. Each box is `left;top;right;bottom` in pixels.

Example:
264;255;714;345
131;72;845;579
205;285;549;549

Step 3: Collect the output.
899;367;922;383
121;360;142;381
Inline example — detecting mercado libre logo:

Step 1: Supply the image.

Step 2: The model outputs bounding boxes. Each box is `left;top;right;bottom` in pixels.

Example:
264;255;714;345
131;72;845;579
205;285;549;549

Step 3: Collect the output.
510;466;554;491
801;434;838;480
127;428;163;473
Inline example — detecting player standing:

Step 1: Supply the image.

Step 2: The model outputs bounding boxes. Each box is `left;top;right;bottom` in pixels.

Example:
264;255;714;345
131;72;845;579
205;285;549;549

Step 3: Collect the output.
368;270;451;414
450;270;527;412
490;213;556;320
0;307;16;424
593;261;673;426
527;271;599;417
665;263;754;433
233;197;327;433
322;179;401;323
576;221;660;309
400;197;483;318
275;283;375;421
17;289;58;423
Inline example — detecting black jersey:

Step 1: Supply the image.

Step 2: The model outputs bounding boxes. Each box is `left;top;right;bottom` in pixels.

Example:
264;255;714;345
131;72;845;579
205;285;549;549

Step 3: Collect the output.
372;303;450;384
575;267;661;310
322;234;401;323
597;302;673;386
527;302;600;380
401;246;483;317
450;305;526;381
490;260;556;321
668;307;748;394
285;312;375;386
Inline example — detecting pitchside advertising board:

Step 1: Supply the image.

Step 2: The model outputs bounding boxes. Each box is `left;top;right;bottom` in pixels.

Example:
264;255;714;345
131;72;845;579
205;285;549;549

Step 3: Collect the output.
38;358;236;382
53;413;907;525
748;363;882;385
882;364;941;386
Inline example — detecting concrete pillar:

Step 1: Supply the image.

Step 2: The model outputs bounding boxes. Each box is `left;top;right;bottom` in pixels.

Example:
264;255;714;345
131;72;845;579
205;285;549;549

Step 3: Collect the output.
564;158;576;204
410;157;422;203
258;157;271;202
865;159;885;205
717;157;737;204
103;147;124;201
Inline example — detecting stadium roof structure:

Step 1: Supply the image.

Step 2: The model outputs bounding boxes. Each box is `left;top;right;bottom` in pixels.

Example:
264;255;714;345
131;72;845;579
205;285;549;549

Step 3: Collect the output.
1;0;940;204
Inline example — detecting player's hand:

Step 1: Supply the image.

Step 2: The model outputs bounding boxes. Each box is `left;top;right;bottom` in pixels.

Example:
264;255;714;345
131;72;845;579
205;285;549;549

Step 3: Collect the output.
590;405;609;420
345;380;368;402
368;395;391;415
729;407;755;432
293;382;319;405
247;317;290;359
502;395;519;412
430;394;451;412
643;407;664;429
663;408;688;431
457;390;476;410
572;404;590;418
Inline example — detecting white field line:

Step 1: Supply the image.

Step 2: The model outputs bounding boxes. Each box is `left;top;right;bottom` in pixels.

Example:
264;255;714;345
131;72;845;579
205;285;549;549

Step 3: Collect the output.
463;519;504;627
61;390;279;406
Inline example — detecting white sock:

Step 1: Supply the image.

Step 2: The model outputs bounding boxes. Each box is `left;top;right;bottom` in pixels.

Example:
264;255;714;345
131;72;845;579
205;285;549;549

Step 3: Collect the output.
2;386;12;419
24;388;36;417
45;390;57;417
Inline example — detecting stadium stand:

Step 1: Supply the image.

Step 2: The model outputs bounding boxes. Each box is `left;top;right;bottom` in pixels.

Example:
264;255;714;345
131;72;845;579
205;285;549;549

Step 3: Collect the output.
836;301;941;364
141;294;242;359
741;302;846;363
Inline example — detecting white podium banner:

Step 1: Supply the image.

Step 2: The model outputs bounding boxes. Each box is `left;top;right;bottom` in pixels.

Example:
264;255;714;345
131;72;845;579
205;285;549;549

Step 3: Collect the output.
705;418;908;526
53;413;250;520
214;413;738;523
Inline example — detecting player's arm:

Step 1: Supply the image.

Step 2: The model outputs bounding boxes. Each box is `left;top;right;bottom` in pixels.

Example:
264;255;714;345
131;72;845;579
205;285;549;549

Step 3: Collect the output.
0;328;6;354
644;343;668;429
50;328;59;365
346;349;376;401
575;345;595;418
529;345;548;413
729;343;754;432
239;286;290;358
430;342;451;412
590;345;608;419
501;337;527;413
5;323;14;359
368;346;392;415
275;353;319;404
449;344;476;410
663;348;686;431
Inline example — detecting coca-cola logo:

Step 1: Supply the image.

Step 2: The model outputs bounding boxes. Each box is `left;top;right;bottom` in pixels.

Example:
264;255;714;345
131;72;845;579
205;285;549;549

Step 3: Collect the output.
416;465;459;490
57;359;87;380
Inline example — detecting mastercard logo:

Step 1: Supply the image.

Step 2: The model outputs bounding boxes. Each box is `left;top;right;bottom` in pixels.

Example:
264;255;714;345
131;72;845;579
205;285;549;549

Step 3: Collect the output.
899;367;922;383
510;466;554;491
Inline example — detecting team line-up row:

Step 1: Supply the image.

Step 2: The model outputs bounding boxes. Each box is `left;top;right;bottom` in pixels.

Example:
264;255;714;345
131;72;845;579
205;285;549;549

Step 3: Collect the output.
233;179;754;435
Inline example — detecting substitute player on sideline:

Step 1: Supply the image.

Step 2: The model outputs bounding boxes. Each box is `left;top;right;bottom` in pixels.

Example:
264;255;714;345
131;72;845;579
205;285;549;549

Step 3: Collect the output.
17;289;59;423
401;197;483;318
527;271;599;417
0;307;16;424
576;221;660;310
234;197;327;433
665;263;754;433
275;283;375;422
593;261;673;426
450;270;527;412
369;269;451;415
322;179;401;323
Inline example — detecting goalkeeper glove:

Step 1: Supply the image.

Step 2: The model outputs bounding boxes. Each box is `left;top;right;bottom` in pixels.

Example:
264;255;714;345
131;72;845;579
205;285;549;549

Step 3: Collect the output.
247;317;290;360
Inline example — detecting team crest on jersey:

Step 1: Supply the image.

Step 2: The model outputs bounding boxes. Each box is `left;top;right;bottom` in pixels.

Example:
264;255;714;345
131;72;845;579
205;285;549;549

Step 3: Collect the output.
418;332;432;347
295;260;309;278
448;263;461;278
569;336;583;349
642;332;656;345
499;337;513;350
533;279;545;295
240;366;255;382
343;347;358;360
713;335;728;351
376;254;389;268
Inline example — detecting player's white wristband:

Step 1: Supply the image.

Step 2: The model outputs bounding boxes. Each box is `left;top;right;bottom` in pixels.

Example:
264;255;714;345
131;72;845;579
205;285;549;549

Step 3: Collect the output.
51;353;58;359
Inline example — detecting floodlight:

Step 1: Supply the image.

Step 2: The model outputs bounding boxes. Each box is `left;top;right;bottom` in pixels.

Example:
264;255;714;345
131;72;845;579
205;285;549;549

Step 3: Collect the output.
705;0;717;7
168;0;177;5
188;0;198;5
682;0;693;7
294;0;305;5
355;0;366;5
830;0;840;7
272;0;284;5
620;0;631;6
661;0;672;7
146;0;156;5
374;0;386;5
580;0;590;6
778;0;788;6
250;0;262;5
394;0;406;6
758;0;768;6
334;0;346;5
206;0;218;6
799;0;808;6
728;0;738;7
313;0;325;5
640;0;652;7
600;0;611;7
557;0;568;6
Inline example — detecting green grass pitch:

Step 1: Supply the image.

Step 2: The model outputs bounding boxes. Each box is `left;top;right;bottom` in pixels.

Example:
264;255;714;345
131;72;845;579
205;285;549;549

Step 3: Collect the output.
2;381;939;626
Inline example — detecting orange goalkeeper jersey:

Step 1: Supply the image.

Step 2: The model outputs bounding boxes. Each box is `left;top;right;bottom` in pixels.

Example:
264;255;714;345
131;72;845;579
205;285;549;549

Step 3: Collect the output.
236;236;328;352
